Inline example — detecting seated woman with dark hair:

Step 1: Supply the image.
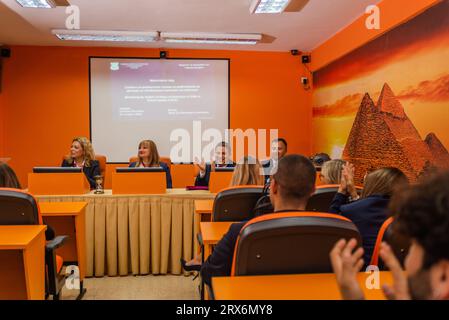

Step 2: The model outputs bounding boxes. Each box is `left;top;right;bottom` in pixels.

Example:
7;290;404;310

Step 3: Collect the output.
330;163;409;267
0;162;22;189
61;136;100;189
0;162;55;240
129;140;172;188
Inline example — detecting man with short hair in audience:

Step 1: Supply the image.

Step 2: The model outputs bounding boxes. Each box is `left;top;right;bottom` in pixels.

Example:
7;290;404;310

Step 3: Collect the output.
330;171;449;300
200;154;316;286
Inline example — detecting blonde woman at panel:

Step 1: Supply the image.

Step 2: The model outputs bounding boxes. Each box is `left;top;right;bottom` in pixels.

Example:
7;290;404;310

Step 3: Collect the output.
61;136;100;189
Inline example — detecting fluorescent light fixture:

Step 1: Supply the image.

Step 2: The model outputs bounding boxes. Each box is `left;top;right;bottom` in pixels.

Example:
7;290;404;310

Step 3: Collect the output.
16;0;56;8
161;32;262;45
250;0;291;14
52;30;159;42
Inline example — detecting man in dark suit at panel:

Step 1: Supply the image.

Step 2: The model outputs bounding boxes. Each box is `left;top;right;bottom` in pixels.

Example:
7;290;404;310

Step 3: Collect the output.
200;154;316;286
262;138;288;184
194;141;235;187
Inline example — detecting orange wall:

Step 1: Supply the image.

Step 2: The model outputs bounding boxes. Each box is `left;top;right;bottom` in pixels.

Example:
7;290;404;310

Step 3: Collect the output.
1;46;312;187
0;91;4;157
311;0;441;71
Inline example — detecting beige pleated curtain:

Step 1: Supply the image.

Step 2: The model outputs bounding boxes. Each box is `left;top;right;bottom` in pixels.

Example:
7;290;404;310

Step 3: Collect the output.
37;190;214;277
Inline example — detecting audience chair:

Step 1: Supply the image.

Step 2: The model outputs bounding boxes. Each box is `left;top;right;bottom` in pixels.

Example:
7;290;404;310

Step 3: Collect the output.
95;154;107;185
231;211;362;277
370;217;410;270
0;188;69;300
212;186;264;221
306;185;362;213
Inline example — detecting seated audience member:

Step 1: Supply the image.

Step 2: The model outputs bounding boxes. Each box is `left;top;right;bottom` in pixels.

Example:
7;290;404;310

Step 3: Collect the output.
262;138;288;180
320;159;346;185
0;162;22;189
129;140;172;189
197;154;317;286
0;162;55;240
331;171;449;300
182;156;265;268
330;164;408;266
61;137;100;189
194;141;235;187
230;156;265;187
311;153;331;168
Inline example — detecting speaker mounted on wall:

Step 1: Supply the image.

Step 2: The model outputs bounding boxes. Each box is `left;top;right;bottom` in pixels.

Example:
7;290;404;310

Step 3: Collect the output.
0;46;10;93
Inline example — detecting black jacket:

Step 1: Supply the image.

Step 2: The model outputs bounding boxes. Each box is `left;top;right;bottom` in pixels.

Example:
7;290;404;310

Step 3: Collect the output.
129;162;173;189
194;163;235;187
61;159;100;189
329;193;390;266
261;159;277;184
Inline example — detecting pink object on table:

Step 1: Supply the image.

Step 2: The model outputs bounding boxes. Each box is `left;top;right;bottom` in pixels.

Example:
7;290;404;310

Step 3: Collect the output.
186;186;209;191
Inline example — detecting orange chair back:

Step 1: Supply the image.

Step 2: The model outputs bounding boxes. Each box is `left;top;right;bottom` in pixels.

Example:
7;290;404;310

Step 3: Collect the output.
370;218;393;266
306;185;363;213
212;185;264;222
370;218;410;269
95;154;107;178
0;188;43;225
231;211;361;276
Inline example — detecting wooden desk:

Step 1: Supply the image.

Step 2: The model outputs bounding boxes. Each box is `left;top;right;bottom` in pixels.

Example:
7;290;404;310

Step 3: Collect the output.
209;172;233;194
195;199;214;222
39;201;88;297
212;272;393;300
0;225;46;300
200;222;235;259
28;173;90;195
171;164;195;188
112;172;166;194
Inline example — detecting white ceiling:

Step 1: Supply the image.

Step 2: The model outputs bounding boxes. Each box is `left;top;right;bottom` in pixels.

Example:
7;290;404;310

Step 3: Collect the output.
0;0;381;52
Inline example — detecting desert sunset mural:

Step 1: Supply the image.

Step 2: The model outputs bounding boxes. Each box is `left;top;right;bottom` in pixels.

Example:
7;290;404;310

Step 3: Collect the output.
313;0;449;181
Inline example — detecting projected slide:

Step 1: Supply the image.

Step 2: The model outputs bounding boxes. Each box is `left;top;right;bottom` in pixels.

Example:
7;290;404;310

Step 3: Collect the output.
90;58;229;162
110;61;219;120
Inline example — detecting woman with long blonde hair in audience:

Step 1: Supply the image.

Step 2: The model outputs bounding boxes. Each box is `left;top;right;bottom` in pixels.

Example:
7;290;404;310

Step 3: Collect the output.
230;156;264;186
61;136;100;189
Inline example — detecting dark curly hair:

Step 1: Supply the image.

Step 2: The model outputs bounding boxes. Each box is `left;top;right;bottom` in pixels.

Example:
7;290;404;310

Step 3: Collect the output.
389;170;449;269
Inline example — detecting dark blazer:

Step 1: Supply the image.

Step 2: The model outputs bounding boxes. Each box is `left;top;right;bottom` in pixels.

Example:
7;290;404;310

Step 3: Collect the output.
201;221;245;286
61;159;100;189
200;210;300;286
129;162;172;189
261;159;277;184
329;193;390;266
194;163;235;187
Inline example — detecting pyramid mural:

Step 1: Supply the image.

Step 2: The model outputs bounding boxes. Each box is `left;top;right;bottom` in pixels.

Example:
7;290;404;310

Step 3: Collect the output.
343;83;449;183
